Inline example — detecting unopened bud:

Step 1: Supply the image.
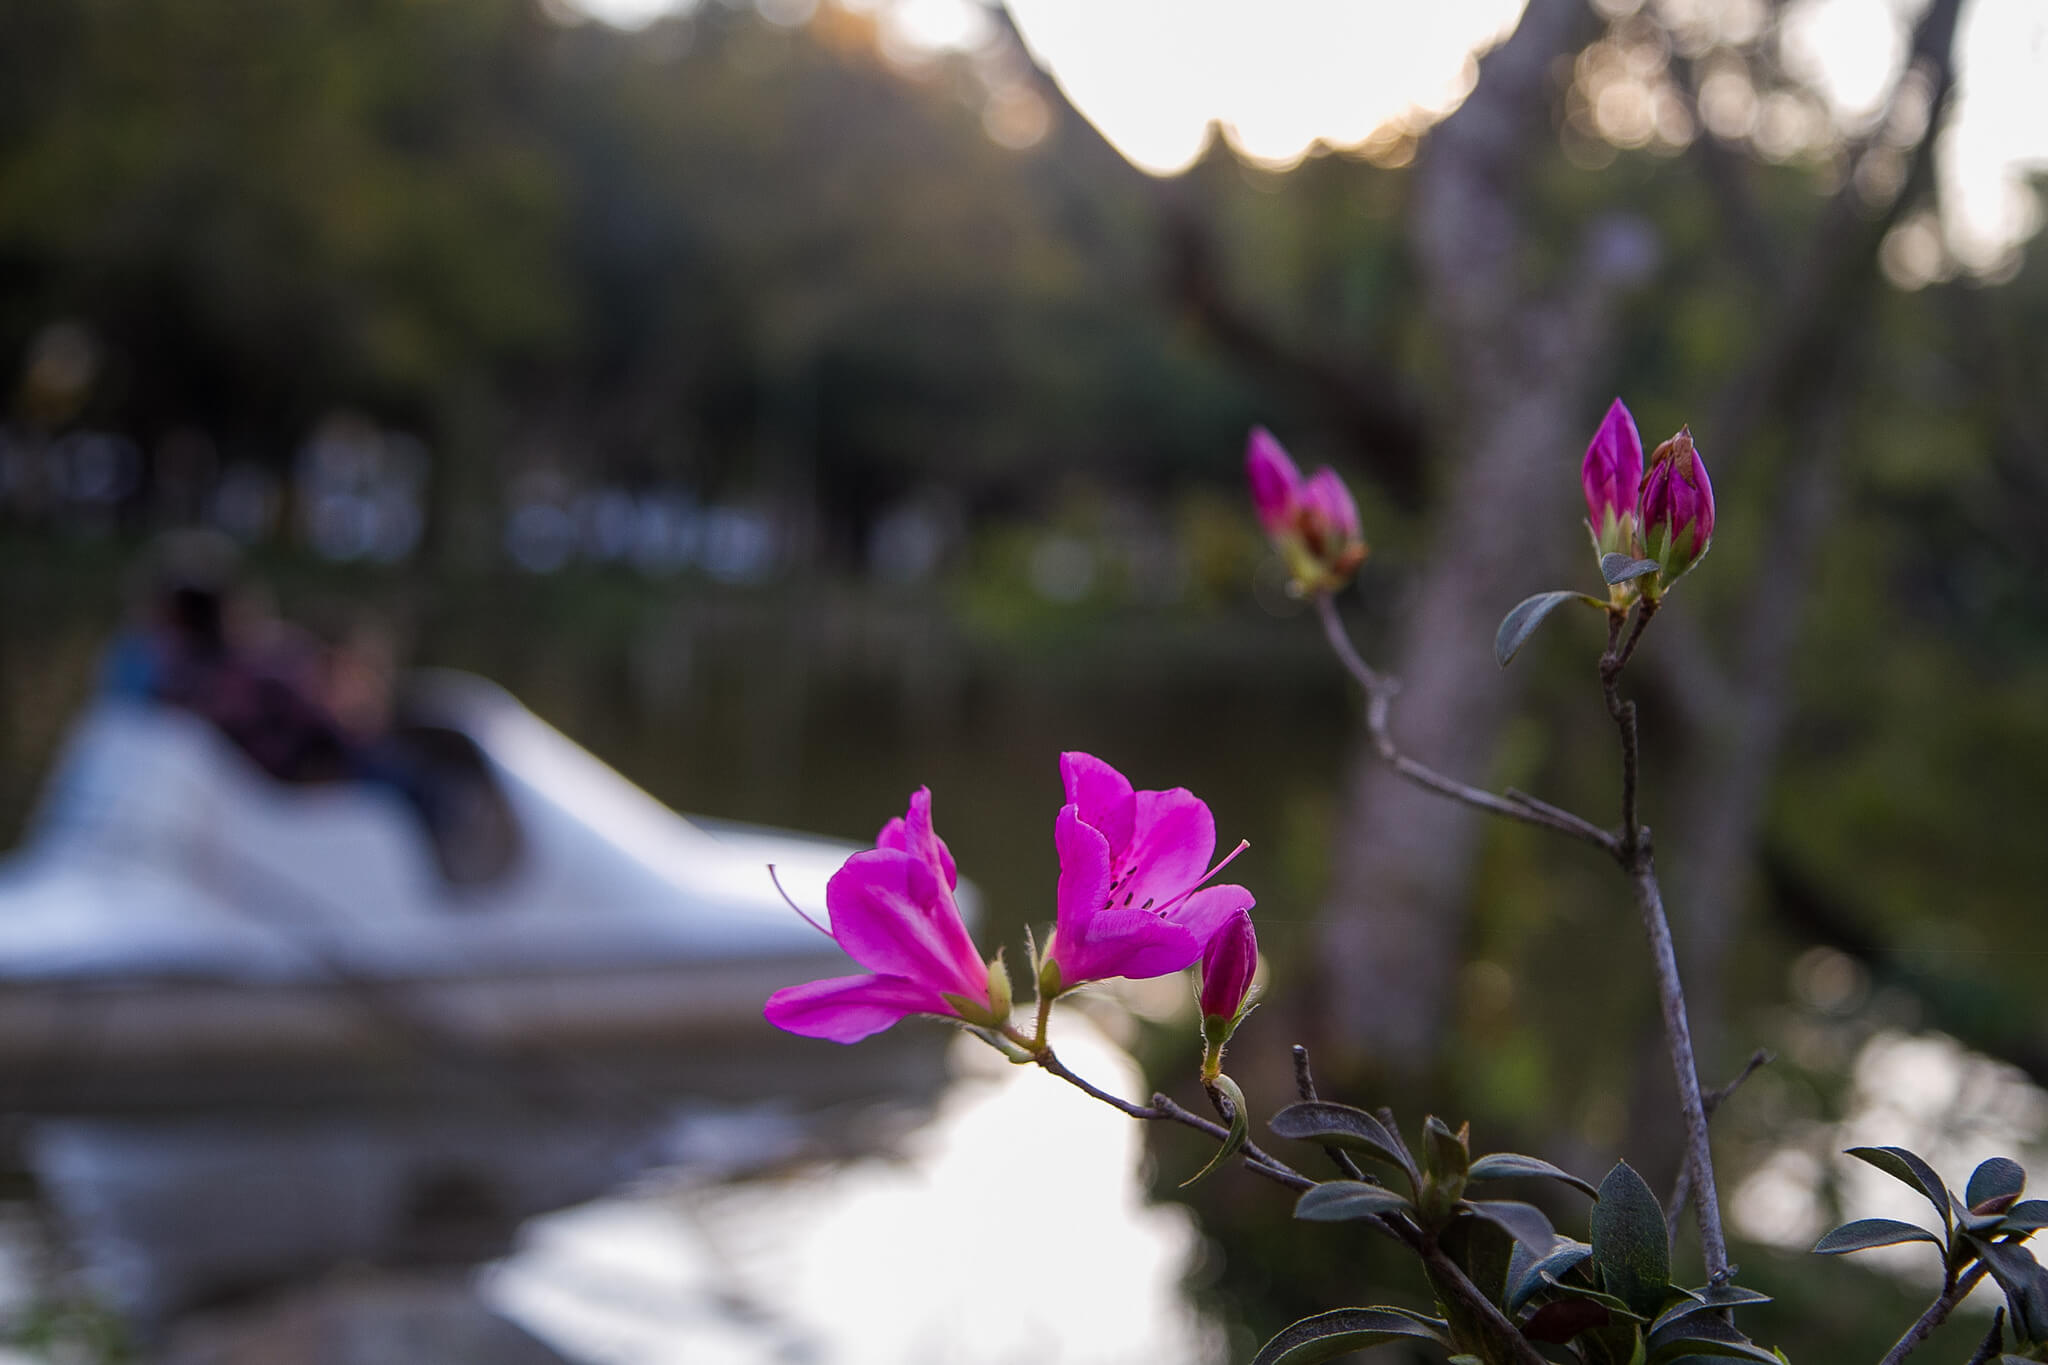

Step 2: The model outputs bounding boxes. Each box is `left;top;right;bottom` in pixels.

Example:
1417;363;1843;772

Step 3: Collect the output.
1581;398;1644;562
1245;427;1367;595
1638;426;1715;594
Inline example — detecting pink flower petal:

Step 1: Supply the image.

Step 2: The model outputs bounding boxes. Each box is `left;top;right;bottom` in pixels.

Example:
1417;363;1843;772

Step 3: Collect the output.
1052;802;1113;965
1200;908;1258;1019
1060;908;1201;982
1060;751;1135;856
1302;468;1361;543
1245;427;1303;536
1125;787;1215;906
764;972;950;1043
824;848;985;1000
875;786;958;890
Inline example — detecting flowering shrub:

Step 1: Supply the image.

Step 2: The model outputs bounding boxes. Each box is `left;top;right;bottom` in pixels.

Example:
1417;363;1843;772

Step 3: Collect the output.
765;406;2044;1365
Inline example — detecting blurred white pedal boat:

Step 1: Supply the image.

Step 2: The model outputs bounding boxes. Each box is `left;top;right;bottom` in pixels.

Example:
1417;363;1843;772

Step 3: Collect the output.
0;673;937;1115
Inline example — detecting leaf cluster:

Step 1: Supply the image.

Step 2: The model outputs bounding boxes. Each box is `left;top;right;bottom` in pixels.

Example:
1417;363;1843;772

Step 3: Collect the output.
1815;1148;2048;1357
1251;1103;1782;1365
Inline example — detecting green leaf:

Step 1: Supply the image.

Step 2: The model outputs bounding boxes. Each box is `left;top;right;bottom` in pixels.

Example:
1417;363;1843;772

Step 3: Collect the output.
1495;591;1605;667
1249;1307;1448;1365
1649;1292;1770;1337
1846;1147;1954;1232
1601;553;1662;585
1295;1181;1414;1223
2000;1201;2048;1233
1644;1335;1784;1365
1592;1161;1671;1318
1538;1272;1646;1320
1180;1074;1248;1188
1966;1237;2048;1343
1462;1199;1558;1253
1813;1218;1944;1255
1468;1152;1600;1199
1270;1103;1417;1186
1508;1240;1593;1314
1970;1158;2029;1212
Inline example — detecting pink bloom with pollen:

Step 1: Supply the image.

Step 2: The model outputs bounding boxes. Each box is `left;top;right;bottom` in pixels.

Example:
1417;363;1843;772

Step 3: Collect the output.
764;788;998;1044
1581;398;1644;558
1245;427;1367;594
1045;752;1254;990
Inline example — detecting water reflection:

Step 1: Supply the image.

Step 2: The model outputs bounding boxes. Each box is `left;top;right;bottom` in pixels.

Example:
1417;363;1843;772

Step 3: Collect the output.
486;1015;1224;1365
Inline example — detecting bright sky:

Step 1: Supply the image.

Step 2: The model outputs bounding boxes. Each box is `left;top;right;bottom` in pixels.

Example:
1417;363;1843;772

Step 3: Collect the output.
570;0;2048;278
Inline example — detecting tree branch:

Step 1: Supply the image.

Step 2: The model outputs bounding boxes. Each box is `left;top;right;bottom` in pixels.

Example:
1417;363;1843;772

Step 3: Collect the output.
1317;592;1620;855
1879;1262;1988;1365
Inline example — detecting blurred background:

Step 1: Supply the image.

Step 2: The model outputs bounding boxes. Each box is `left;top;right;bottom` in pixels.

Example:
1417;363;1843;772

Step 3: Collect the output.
1;0;2046;1359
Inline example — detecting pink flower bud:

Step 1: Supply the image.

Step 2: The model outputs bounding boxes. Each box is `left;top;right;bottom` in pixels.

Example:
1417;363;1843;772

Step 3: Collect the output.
1199;908;1258;1022
1246;427;1300;539
1243;427;1367;594
1581;398;1643;559
1638;426;1714;589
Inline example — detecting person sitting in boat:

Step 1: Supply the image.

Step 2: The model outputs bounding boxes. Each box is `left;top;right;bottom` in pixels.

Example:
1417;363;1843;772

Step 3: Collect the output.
102;533;520;886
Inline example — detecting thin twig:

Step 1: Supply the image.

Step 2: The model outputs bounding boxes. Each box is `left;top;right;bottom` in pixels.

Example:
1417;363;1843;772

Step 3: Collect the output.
1879;1262;1988;1365
1027;1047;1313;1190
1632;859;1730;1282
1292;1044;1365;1181
1601;607;1729;1282
1317;592;1619;854
1667;1049;1772;1239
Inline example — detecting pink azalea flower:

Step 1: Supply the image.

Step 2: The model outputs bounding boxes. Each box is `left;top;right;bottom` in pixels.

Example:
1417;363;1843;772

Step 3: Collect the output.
1044;752;1254;992
1245;427;1367;594
1581;398;1644;559
764;788;1001;1044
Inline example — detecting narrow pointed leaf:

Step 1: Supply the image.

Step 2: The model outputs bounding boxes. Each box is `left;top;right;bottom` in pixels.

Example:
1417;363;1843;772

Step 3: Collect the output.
1651;1284;1776;1334
1999;1201;2048;1233
1592;1161;1671;1318
1271;1103;1417;1185
1250;1307;1448;1365
1966;1237;2048;1342
1462;1199;1558;1254
1295;1181;1414;1223
1601;553;1663;585
1970;1158;2028;1212
1181;1074;1249;1188
1537;1272;1646;1320
1846;1147;1953;1231
1469;1152;1600;1199
1813;1218;1943;1255
1645;1336;1784;1365
1495;591;1605;667
1508;1240;1593;1314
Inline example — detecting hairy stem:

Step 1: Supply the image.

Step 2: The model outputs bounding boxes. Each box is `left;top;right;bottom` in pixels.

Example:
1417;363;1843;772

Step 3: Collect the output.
1880;1262;1987;1365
